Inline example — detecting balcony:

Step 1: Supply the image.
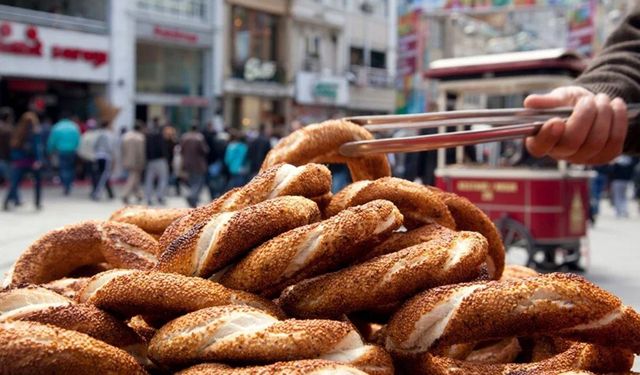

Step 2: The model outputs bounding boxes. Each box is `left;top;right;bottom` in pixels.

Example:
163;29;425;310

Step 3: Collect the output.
348;65;394;88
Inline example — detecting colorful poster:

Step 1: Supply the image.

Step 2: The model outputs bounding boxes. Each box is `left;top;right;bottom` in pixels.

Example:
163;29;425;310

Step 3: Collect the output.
396;8;425;114
566;0;596;57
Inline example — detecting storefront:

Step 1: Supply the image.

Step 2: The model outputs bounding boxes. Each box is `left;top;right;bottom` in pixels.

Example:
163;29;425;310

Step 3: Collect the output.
134;21;213;132
0;20;109;121
293;72;348;124
223;2;291;130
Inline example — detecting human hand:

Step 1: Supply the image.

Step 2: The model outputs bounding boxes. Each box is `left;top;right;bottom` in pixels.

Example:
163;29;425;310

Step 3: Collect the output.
523;86;628;164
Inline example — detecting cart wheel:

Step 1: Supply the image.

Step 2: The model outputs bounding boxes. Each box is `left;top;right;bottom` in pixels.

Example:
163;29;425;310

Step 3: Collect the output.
497;217;536;268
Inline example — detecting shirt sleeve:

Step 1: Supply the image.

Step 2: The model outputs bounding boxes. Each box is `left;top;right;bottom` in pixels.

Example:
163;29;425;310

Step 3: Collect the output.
574;4;640;155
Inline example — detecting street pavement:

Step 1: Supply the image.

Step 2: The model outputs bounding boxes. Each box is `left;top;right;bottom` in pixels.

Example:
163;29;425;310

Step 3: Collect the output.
1;184;639;367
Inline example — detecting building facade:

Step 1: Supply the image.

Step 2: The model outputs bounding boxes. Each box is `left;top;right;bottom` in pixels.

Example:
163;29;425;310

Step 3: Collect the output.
0;1;110;122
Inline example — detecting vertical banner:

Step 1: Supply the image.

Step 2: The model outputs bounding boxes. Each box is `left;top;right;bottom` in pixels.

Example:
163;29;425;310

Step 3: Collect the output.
396;7;425;114
566;0;596;57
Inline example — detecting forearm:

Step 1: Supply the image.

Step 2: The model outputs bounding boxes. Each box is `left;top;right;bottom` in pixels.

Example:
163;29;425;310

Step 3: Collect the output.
575;5;640;155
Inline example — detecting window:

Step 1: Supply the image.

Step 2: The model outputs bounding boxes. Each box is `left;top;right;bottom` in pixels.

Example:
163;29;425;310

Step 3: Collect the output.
0;0;107;21
231;6;280;80
136;0;207;21
136;43;203;96
370;50;386;69
350;47;364;66
305;35;321;59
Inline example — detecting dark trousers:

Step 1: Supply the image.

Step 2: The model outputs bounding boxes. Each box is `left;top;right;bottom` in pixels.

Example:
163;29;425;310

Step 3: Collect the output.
91;158;113;199
58;152;76;194
4;165;41;207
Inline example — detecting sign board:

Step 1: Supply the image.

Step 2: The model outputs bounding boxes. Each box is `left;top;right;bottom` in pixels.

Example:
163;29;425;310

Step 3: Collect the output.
295;72;349;106
136;22;211;47
0;21;109;83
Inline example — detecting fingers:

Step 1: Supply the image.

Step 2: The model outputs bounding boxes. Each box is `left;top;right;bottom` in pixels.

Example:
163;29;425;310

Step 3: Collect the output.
524;92;569;109
525;118;564;158
586;98;628;165
547;95;597;160
565;94;612;163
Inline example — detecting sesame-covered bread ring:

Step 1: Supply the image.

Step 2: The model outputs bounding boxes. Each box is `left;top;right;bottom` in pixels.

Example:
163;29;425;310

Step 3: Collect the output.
327;178;455;230
8;221;159;287
260;120;391;182
434;190;505;279
0;320;146;375
148;305;393;375
403;341;633;375
385;273;640;355
0;286;143;350
177;360;369;375
40;277;89;299
363;223;454;262
110;206;190;237
162;163;332;243
157;196;321;278
278;231;488;319
77;269;284;320
500;264;539;281
219;200;403;297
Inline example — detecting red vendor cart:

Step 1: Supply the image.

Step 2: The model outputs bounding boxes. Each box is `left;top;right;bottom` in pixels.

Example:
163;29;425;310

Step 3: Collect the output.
428;49;592;271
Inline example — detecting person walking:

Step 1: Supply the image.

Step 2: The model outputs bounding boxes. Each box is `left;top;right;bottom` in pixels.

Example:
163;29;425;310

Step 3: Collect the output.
121;121;146;205
3;112;44;211
247;124;271;179
0;107;14;186
144;118;169;205
162;124;180;197
47;111;80;195
610;155;636;218
224;130;249;190
77;120;99;194
91;121;116;200
180;125;209;207
202;121;228;199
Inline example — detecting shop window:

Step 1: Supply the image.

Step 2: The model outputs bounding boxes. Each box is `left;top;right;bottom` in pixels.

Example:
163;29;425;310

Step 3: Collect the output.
136;0;207;21
370;50;386;69
0;0;107;21
350;47;364;66
231;6;281;82
136;43;203;96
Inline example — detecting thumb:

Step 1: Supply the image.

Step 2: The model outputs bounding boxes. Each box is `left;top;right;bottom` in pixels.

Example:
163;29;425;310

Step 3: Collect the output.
524;92;570;109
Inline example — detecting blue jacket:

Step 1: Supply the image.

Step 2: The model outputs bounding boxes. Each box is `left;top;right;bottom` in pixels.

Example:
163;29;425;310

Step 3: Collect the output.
224;141;248;175
47;119;80;154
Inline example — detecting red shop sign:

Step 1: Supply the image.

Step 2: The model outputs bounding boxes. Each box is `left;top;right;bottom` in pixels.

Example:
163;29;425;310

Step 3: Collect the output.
0;22;42;57
153;26;198;44
51;46;108;67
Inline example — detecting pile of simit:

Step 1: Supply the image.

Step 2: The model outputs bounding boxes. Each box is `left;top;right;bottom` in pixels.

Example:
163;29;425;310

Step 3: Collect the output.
1;120;639;374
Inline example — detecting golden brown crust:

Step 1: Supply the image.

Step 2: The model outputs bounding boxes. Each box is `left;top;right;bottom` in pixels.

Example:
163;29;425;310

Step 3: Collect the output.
278;231;487;319
500;264;539;282
364;223;454;261
109;206;191;236
260;120;391;181
149;305;393;375
40;277;89;299
327;178;456;229
77;269;284;320
161;163;332;244
220;200;403;297
176;360;369;375
0;320;146;375
385;273;640;354
438;191;505;279
157;196;321;277
9;221;159;286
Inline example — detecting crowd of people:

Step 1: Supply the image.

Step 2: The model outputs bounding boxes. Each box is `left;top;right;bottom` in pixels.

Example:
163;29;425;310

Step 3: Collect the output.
0;107;281;210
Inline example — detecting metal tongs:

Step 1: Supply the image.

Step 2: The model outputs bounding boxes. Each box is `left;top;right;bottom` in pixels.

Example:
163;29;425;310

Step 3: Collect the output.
339;104;640;157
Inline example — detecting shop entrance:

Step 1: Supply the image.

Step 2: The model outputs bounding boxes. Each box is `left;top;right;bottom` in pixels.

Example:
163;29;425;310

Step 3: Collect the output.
135;104;203;133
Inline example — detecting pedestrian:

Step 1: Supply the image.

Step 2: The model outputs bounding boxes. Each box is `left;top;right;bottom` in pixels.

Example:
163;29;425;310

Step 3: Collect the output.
589;165;610;224
610;155;636;218
523;3;639;164
3;112;44;211
91;121;116;200
77;120;99;193
202;121;228;200
247;124;272;179
121;121;146;205
47;111;80;195
163;123;180;196
0;107;14;186
180;125;209;207
224;129;249;190
144;117;169;205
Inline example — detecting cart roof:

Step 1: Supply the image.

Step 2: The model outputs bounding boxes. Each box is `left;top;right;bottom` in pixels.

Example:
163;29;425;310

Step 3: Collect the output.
426;49;586;79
